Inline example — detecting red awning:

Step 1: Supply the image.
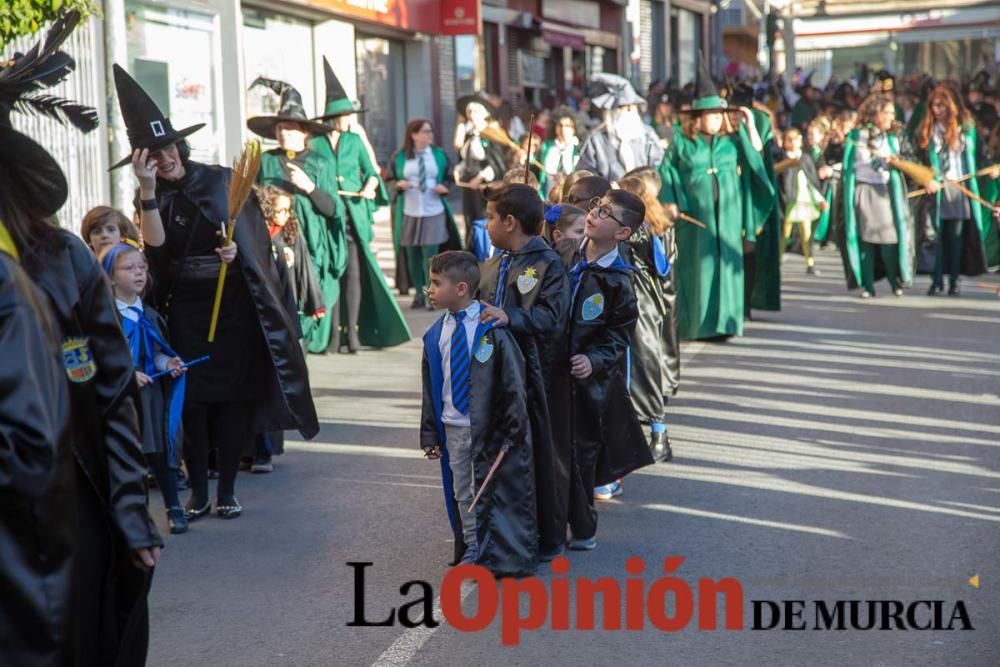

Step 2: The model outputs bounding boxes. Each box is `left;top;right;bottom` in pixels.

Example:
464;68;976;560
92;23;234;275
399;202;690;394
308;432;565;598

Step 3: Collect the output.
543;28;585;50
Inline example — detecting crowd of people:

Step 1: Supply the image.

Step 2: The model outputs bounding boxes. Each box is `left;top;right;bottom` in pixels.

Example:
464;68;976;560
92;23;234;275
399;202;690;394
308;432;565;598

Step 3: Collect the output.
3;9;1000;665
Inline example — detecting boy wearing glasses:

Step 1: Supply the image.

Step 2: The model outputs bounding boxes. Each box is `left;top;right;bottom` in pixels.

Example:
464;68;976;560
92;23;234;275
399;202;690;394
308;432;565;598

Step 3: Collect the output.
561;190;653;550
478;184;572;561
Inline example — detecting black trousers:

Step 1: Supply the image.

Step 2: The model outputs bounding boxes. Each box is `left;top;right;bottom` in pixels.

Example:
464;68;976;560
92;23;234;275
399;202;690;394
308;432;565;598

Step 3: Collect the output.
330;221;362;351
183;400;255;503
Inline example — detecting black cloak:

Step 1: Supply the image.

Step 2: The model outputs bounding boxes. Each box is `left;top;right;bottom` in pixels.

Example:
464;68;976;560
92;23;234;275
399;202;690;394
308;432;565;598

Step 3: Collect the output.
0;252;75;667
421;319;538;577
478;236;572;553
29;231;163;667
561;244;654;539
146;161;319;438
620;226;680;423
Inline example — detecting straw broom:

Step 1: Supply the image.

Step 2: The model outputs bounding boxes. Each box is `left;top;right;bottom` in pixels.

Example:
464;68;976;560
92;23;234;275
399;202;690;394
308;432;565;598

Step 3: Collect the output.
480;125;545;170
908;163;1000;198
207;140;262;342
888;156;994;208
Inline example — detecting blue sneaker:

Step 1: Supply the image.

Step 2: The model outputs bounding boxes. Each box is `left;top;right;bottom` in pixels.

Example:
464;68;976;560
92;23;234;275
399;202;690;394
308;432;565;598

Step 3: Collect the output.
594;484;615;500
568;535;597;551
611;480;623;497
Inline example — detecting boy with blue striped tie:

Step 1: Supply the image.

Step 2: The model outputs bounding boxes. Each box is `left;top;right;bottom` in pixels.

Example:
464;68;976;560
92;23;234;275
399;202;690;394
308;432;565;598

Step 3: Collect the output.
420;251;537;576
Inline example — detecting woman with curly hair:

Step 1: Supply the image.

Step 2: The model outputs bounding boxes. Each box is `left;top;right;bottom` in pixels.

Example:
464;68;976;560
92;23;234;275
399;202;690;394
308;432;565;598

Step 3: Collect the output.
913;85;992;294
255;184;325;322
841;92;915;298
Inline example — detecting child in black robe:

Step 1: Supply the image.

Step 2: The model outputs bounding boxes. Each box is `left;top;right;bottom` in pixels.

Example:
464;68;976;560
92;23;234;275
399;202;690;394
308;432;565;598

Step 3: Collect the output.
102;242;190;534
477;184;572;561
421;251;537;576
561;190;653;550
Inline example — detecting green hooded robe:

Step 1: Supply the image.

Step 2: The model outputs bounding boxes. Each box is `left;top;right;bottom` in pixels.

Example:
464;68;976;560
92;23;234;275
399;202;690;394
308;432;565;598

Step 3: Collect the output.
311;130;411;348
659;124;774;339
258;149;347;353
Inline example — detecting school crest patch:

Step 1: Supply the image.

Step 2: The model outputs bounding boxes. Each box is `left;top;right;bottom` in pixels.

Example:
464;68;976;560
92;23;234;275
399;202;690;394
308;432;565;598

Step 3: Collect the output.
581;293;605;321
474;336;494;363
62;337;96;383
516;267;539;294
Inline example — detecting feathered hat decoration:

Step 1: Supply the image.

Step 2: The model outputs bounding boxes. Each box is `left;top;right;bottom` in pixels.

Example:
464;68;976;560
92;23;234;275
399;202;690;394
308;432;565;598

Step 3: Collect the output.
0;10;99;216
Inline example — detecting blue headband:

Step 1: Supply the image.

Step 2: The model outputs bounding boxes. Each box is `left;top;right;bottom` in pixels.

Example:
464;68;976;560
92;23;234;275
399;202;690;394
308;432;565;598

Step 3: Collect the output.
100;242;142;276
544;204;563;225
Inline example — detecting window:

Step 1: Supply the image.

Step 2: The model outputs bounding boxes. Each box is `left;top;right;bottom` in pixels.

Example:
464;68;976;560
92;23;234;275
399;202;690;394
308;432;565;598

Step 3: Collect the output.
455;35;478;96
242;9;316;124
356;36;406;166
125;2;219;164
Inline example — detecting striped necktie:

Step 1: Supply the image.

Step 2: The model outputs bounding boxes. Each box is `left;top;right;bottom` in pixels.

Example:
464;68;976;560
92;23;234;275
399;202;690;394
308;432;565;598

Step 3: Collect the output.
494;252;512;306
418;151;428;192
451;311;471;415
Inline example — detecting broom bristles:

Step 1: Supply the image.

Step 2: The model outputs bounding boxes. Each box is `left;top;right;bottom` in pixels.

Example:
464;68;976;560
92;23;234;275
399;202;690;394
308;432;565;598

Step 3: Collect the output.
228;140;262;221
888;158;936;188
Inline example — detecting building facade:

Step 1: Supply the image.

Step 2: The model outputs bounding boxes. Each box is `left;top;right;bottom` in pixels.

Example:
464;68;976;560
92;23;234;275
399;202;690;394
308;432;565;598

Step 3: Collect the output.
776;0;1000;84
5;0;720;231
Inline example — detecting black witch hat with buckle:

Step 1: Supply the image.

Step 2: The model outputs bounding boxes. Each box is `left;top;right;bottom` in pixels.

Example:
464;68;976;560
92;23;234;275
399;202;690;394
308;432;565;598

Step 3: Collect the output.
247;77;331;139
109;63;205;170
0;10;100;216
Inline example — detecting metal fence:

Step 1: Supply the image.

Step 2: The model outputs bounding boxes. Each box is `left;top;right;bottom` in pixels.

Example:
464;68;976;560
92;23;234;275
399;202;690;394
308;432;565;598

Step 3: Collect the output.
5;17;110;237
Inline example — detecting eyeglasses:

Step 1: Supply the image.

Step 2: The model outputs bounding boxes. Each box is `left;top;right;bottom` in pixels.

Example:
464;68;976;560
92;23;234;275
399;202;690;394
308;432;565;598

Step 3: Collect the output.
117;262;148;273
589;198;625;226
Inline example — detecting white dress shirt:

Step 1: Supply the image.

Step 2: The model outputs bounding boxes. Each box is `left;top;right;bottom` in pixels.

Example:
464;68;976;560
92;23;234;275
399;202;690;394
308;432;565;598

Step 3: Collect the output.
438;301;481;427
402;147;445;218
116;296;171;371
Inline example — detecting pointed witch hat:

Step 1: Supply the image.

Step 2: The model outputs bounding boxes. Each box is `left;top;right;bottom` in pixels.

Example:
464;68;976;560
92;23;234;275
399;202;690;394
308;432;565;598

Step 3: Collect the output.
0;10;100;216
589;72;646;110
110;64;204;169
246;77;331;139
682;56;727;113
313;57;362;121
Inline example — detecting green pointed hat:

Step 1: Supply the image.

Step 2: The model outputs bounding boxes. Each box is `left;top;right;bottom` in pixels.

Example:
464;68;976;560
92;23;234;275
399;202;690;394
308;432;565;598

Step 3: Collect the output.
314;57;363;121
685;56;728;113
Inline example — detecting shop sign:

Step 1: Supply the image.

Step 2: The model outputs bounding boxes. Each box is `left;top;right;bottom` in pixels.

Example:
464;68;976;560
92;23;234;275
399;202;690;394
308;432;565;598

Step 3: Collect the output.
300;0;480;35
441;0;481;36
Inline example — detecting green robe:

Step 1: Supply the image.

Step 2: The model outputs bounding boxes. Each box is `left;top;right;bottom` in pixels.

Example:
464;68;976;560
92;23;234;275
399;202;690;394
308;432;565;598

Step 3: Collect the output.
386;145;462;294
749;109;781;311
924;126;992;269
659;125;774;339
980;147;1000;268
311;131;411;348
258;149;346;354
841;129;914;289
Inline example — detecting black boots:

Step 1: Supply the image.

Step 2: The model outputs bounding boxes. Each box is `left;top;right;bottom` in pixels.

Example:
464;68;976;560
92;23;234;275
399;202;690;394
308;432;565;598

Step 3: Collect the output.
650;430;673;463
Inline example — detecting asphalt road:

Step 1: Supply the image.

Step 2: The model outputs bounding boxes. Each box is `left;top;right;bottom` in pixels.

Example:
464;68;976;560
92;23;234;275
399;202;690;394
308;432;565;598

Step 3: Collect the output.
147;247;1000;666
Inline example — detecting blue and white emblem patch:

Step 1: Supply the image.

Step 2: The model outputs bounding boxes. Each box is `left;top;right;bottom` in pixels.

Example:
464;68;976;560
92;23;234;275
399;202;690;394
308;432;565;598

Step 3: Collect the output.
581;293;605;321
62;337;96;383
474;336;494;363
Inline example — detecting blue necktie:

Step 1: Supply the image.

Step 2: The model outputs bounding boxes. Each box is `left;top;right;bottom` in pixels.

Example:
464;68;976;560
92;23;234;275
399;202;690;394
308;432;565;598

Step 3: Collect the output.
494;253;512;306
451;311;471;415
569;259;588;296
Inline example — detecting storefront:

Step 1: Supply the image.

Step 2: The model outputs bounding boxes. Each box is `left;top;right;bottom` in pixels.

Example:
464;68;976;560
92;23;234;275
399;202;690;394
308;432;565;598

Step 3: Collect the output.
473;0;624;111
124;1;224;165
788;5;1000;83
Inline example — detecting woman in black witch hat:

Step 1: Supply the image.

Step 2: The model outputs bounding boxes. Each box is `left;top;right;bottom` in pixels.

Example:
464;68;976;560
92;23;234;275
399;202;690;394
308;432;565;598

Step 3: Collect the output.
0;12;163;666
110;64;319;522
248;76;340;358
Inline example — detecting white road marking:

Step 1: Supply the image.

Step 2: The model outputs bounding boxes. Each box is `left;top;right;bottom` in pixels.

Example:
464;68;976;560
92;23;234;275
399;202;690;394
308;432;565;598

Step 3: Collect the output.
370;581;475;667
